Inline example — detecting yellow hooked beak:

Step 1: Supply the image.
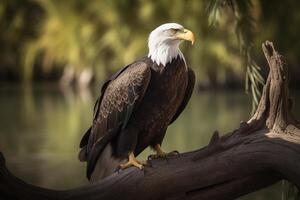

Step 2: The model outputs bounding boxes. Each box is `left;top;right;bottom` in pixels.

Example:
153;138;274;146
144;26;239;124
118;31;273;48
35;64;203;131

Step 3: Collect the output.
176;29;195;45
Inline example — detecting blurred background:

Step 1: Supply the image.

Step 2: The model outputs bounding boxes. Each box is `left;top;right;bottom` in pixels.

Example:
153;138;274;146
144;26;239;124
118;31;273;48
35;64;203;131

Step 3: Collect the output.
0;0;300;199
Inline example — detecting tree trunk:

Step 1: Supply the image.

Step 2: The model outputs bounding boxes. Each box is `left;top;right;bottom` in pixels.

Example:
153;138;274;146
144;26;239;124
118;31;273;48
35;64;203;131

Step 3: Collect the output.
0;41;299;200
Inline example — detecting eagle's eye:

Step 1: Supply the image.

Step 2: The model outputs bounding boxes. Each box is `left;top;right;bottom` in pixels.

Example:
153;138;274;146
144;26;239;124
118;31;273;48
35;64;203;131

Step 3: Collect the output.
169;28;180;34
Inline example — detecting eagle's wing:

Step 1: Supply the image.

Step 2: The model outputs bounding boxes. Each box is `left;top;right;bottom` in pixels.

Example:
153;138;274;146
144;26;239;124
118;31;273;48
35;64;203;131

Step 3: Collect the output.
79;65;133;150
169;67;195;124
79;60;151;179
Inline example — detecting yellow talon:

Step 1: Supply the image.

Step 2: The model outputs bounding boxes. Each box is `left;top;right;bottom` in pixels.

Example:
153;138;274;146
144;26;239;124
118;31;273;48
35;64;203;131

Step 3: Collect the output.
154;144;167;156
120;152;144;170
148;144;179;160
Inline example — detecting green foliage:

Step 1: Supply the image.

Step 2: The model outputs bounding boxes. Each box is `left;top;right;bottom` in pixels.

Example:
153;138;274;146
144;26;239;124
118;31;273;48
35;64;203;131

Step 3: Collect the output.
24;0;156;81
2;0;300;93
0;0;248;86
234;0;264;113
206;0;263;113
0;0;42;79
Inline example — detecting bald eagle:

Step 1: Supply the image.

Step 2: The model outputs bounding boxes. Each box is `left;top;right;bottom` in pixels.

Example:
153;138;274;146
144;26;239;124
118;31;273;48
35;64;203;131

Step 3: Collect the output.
79;23;196;181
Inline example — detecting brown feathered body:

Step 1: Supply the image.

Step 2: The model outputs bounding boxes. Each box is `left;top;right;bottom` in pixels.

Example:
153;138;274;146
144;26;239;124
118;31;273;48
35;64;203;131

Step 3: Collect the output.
79;56;195;181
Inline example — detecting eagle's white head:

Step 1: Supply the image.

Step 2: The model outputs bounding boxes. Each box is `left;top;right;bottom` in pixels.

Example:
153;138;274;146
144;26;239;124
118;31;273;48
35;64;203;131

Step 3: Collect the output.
148;23;195;66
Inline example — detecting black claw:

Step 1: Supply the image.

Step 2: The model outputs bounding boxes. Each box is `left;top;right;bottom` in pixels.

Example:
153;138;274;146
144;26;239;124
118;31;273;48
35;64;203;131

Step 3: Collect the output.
115;166;123;174
148;154;158;160
165;150;180;158
170;150;180;155
147;155;153;160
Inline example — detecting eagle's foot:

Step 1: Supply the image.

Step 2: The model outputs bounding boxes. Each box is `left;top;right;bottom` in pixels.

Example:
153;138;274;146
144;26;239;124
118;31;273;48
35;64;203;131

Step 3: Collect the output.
148;144;179;160
119;152;144;170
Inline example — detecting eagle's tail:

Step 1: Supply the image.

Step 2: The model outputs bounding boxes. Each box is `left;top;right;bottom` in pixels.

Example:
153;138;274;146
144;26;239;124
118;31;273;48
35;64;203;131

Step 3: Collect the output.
88;144;124;182
78;127;125;181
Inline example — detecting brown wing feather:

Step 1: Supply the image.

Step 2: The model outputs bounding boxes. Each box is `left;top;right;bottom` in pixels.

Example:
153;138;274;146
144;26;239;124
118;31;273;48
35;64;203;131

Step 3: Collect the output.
83;60;151;179
79;66;130;149
169;67;195;124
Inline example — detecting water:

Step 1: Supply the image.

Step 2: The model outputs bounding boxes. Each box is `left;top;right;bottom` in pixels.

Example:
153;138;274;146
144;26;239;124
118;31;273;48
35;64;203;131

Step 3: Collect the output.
0;84;299;199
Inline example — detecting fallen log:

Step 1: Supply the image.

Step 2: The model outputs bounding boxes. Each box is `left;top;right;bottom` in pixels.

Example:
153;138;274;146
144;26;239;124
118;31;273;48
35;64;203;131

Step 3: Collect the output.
0;41;299;200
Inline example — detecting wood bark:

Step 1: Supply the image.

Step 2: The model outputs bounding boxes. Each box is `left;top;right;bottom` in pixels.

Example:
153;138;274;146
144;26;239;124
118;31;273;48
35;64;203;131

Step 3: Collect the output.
0;41;300;200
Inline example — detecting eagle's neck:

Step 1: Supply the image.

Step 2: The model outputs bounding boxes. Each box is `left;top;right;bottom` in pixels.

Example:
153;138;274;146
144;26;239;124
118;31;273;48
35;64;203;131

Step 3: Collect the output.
148;40;185;67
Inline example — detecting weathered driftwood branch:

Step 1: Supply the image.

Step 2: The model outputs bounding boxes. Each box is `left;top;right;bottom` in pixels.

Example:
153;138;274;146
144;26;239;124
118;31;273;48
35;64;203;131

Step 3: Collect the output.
0;41;300;200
